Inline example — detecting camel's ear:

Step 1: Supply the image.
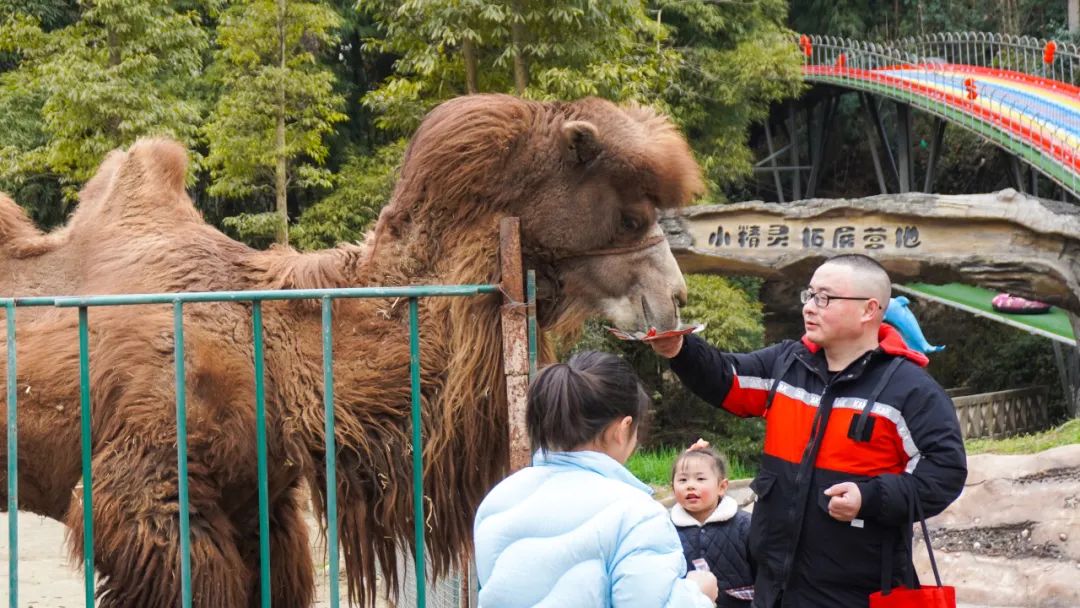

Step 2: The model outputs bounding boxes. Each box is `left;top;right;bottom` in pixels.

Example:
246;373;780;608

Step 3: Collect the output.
561;120;601;165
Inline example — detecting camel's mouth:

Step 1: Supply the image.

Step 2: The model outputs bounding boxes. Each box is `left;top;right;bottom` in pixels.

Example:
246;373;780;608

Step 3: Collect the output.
596;301;671;332
596;289;685;333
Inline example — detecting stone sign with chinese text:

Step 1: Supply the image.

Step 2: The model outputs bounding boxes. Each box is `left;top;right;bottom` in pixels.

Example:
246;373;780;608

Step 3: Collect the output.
661;190;1080;317
704;222;922;251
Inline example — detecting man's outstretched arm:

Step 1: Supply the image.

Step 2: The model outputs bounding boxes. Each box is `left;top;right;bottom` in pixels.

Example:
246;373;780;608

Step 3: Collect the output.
658;334;792;418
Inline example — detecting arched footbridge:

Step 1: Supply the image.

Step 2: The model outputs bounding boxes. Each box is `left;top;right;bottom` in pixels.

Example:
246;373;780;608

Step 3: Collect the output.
761;33;1080;201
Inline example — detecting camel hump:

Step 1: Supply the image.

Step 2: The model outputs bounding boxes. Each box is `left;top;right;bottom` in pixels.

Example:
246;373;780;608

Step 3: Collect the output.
0;192;63;258
0;192;43;243
81;137;201;227
127;138;188;194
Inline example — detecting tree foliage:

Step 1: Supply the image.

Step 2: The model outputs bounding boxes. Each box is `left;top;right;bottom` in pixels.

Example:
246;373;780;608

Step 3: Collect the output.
0;0;207;200
789;0;1068;40
291;138;404;250
203;0;347;244
356;0;680;135
656;0;804;195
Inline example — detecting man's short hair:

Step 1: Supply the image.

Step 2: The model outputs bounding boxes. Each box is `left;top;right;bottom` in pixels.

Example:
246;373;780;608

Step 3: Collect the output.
821;254;892;311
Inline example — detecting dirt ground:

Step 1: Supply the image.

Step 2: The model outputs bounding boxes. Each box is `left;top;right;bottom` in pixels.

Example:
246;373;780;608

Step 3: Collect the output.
928;521;1064;560
0;511;394;608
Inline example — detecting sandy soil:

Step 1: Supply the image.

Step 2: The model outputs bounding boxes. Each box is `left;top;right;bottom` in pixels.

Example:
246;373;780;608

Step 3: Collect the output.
0;511;394;607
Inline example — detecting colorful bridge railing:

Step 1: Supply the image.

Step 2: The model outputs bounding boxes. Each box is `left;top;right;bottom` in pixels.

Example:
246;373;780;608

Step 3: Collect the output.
799;32;1080;198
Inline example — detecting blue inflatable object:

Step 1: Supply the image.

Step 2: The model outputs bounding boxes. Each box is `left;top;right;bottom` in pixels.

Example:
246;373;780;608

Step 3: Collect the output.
884;296;945;354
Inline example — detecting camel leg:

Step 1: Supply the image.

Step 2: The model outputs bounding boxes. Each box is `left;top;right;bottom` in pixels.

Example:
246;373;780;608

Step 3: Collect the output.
66;448;250;607
241;486;316;608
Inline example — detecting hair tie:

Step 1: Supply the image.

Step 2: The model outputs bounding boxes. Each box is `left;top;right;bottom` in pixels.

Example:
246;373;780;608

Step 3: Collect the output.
688;438;710;451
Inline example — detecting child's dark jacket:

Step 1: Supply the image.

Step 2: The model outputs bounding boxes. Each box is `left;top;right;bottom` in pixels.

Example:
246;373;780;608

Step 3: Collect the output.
672;496;754;607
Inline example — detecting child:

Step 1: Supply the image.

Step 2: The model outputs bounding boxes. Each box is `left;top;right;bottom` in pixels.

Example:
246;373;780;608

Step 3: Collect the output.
474;351;717;608
671;440;755;607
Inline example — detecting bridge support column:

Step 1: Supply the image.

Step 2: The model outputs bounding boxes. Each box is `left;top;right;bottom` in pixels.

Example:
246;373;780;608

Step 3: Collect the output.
788;103;802;201
1010;157;1026;193
1065;312;1080;418
762;120;785;204
806;96;838;198
860;93;899;193
896;103;913;193
924;119;947;193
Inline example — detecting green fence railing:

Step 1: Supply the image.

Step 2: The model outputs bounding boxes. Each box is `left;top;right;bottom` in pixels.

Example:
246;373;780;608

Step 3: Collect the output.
3;282;536;608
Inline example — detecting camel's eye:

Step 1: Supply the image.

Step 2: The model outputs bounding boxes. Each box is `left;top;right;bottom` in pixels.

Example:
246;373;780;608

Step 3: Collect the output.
620;214;642;233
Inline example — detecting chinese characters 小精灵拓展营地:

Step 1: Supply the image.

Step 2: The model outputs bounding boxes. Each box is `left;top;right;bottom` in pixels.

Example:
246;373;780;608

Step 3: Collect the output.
707;224;922;250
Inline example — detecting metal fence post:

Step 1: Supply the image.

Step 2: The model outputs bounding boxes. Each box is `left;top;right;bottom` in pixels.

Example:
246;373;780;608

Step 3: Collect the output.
321;297;340;607
5;302;17;608
77;306;94;606
173;301;193;608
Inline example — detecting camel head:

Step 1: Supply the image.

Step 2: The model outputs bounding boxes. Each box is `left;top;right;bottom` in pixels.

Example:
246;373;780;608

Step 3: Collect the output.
379;94;704;335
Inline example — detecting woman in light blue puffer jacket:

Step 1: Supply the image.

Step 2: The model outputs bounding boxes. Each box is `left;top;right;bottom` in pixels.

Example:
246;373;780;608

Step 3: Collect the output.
474;351;717;608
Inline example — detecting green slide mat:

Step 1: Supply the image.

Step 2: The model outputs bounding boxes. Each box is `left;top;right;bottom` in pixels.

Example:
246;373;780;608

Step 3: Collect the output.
898;282;1075;345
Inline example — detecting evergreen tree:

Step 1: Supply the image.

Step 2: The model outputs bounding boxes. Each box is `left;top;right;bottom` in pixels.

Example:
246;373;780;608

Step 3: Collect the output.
655;0;804;197
0;0;207;211
203;0;346;245
357;0;678;134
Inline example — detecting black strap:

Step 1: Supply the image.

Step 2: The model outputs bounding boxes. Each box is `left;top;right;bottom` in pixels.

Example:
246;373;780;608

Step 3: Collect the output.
778;351;837;589
853;357;904;440
915;490;945;587
762;349;796;414
881;477;945;594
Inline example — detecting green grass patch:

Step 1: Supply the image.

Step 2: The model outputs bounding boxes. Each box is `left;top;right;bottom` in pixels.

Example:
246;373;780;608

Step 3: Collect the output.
965;418;1080;455
627;446;754;487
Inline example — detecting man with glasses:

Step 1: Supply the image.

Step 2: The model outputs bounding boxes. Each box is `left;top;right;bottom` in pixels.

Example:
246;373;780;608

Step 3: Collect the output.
649;254;966;607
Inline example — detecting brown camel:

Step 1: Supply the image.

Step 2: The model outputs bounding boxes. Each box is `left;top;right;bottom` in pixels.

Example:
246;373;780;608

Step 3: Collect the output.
0;94;703;607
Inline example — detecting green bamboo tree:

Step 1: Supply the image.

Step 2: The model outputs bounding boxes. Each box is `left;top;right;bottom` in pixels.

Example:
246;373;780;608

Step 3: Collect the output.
203;0;346;245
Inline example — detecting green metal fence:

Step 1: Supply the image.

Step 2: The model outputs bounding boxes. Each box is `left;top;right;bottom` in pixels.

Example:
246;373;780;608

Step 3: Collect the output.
3;279;536;608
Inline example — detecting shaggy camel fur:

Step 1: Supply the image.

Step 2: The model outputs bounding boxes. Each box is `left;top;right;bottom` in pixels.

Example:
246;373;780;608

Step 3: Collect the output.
0;94;703;607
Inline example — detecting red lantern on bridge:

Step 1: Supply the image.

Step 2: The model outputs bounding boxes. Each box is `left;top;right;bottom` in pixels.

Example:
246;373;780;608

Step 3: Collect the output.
1044;40;1057;64
836;53;846;68
800;34;812;58
963;78;978;101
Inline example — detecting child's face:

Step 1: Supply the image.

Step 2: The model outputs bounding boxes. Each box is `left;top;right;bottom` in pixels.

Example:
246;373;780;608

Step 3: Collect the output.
673;457;727;517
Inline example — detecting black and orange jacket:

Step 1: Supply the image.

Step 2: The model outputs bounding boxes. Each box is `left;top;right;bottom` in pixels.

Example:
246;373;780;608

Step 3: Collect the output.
670;326;967;608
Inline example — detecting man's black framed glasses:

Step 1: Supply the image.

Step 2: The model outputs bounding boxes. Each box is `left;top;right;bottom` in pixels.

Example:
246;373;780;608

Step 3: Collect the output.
799;288;873;309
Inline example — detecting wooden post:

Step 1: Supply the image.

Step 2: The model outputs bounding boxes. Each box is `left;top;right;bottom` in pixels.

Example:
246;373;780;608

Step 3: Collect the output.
499;218;531;472
454;218;530;608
